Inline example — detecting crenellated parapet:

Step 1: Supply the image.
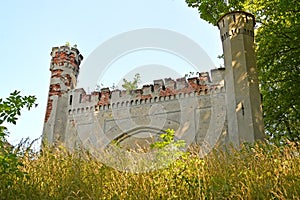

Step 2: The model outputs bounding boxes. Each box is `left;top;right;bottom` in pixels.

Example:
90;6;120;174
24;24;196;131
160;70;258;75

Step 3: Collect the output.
68;68;225;114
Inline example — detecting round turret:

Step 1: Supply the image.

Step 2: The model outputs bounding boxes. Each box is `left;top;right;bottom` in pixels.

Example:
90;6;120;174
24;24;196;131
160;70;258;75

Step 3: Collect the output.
43;45;83;146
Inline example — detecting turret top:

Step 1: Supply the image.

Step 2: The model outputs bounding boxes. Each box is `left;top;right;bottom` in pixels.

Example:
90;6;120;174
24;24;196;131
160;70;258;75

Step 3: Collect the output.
217;11;255;30
50;45;83;67
217;11;255;42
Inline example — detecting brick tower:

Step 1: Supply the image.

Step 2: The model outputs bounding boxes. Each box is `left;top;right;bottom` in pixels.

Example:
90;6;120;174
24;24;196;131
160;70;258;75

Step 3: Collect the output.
42;45;83;145
217;11;264;146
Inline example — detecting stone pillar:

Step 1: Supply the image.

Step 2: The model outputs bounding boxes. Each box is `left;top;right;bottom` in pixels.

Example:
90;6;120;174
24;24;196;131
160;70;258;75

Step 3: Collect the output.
42;45;83;146
217;11;264;146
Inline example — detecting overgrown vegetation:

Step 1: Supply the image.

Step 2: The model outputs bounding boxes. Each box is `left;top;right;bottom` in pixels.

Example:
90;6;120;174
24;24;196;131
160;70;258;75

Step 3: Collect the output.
122;73;141;91
0;141;299;199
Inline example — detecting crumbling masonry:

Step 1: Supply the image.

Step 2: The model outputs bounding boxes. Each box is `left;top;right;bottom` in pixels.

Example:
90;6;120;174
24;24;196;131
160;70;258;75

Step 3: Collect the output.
42;11;265;150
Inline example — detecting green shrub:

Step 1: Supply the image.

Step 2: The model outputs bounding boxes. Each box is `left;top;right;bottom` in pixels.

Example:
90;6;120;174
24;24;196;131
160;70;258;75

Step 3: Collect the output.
0;91;36;192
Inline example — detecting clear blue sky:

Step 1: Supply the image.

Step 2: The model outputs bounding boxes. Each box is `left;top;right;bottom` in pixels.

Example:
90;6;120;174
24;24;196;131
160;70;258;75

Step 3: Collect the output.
0;0;222;146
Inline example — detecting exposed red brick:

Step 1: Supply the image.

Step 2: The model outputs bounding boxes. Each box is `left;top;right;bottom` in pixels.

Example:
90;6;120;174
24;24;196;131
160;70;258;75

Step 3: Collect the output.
97;91;110;106
52;51;79;69
51;69;63;78
44;99;53;123
49;84;62;97
187;78;198;89
140;94;152;100
160;87;176;97
64;74;72;87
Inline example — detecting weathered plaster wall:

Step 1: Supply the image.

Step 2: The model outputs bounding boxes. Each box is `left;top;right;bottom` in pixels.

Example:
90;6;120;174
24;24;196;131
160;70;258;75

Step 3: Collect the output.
62;72;227;150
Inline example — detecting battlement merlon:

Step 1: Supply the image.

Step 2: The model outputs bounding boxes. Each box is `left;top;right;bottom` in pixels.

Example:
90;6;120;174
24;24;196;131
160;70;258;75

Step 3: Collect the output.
211;68;225;84
50;45;84;78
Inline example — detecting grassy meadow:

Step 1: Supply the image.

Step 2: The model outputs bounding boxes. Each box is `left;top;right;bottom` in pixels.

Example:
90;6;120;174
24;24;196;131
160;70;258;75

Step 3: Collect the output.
1;141;300;199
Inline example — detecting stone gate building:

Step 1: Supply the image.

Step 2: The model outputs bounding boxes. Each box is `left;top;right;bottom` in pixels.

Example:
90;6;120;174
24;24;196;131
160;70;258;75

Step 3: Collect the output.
42;11;264;151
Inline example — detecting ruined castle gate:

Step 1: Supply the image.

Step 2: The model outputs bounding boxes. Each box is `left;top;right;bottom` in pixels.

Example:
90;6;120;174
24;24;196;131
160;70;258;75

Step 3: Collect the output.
42;11;264;151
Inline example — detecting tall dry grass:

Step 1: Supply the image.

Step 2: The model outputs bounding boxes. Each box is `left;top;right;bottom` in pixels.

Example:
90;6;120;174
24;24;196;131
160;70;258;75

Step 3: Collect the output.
1;142;299;199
